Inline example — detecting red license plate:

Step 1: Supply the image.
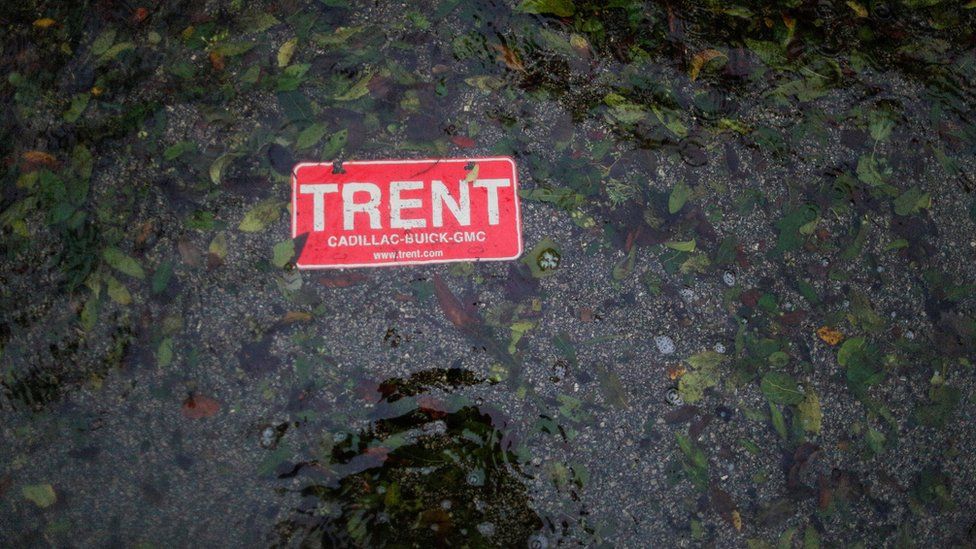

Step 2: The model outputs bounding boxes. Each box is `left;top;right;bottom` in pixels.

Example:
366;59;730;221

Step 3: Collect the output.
291;157;522;269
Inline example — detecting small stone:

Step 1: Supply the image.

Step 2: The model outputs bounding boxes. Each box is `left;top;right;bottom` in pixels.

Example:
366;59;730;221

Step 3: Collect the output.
655;335;676;354
665;387;683;406
713;342;726;354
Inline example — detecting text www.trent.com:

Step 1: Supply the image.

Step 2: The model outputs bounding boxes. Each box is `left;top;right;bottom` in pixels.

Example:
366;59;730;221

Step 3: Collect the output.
373;249;445;260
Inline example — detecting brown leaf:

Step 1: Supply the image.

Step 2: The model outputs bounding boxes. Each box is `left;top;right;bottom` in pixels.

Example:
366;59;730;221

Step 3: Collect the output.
709;485;738;528
319;272;369;288
450;135;476;148
493;43;526;72
816;326;844;346
689;49;727;81
178;240;202;266
181;394;220;419
433;274;477;329
21;150;59;171
209;51;226;71
663;404;699;424
280;311;312;324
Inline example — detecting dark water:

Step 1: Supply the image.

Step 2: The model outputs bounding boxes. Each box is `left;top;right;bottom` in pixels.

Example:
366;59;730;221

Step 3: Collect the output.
2;0;976;546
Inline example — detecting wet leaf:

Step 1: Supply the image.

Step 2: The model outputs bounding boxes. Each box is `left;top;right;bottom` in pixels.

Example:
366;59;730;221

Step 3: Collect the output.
239;199;283;232
157;338;174;367
433;274;477;329
846;1;868;17
334;71;374;101
277;37;298;68
164;141;196;161
797;389;822;434
92;29;116;56
668;181;692;214
856;155;889;186
33;18;57;29
105;275;132;305
865;428;886;455
893;187;931;216
816;326;844;346
297;123;328;150
595;364;628;408
209;153;237;185
665;239;696;252
689;49;727;81
22;484;56;508
208;232;228;260
319;272;369;288
181;394;220;419
321;129;348;159
103;247;145;279
272;239;295;268
63;93;90;123
761;372;804;405
152;260;174;294
679;351;724;403
612;247;636;280
517;0;575;17
97;42;135;64
769;402;788;440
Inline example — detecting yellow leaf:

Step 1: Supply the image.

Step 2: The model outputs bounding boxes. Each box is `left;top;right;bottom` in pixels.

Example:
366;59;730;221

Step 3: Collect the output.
689;49;727;81
281;311;312;323
33;18;56;29
846;1;868;17
277;37;297;68
731;510;742;531
816;326;844;346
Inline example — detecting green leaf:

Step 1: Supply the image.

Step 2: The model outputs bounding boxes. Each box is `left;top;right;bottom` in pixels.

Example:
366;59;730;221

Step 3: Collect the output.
296;123;328;150
22;484;57;508
105;274;132;305
517;0;576;17
103;247;145;279
868;110;896;141
893;187;931;216
856;155;889;186
157;337;174;368
272;239;295;267
668;181;692;214
277;37;298;67
321;129;348;159
164;141;196;161
209;153;237;185
152;260;174;294
334;71;373;101
208;232;229;260
212;41;255;57
97;41;135;64
664;239;696;252
678;351;725;403
92;29;117;56
63;93;90;123
761;372;804;405
239;199;283;232
865;428;886;455
769;402;788;440
242;12;280;33
797;389;822;434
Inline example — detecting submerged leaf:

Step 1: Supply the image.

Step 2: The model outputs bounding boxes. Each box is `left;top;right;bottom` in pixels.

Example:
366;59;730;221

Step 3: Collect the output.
239;199;283;232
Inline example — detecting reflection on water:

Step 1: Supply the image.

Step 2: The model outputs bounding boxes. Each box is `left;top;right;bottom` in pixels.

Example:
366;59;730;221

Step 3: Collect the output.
276;370;541;546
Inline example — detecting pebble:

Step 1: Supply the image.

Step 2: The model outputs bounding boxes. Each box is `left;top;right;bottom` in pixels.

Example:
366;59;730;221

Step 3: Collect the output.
722;270;736;286
654;335;676;354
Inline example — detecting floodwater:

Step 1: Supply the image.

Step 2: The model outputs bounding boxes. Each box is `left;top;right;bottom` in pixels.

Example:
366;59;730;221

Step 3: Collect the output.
2;0;976;546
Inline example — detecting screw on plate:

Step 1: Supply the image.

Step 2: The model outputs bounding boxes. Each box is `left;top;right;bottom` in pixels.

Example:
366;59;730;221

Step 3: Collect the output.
332;161;345;174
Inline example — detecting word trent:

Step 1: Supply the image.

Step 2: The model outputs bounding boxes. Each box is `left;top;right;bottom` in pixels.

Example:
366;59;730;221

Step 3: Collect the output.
291;158;522;269
299;178;511;232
